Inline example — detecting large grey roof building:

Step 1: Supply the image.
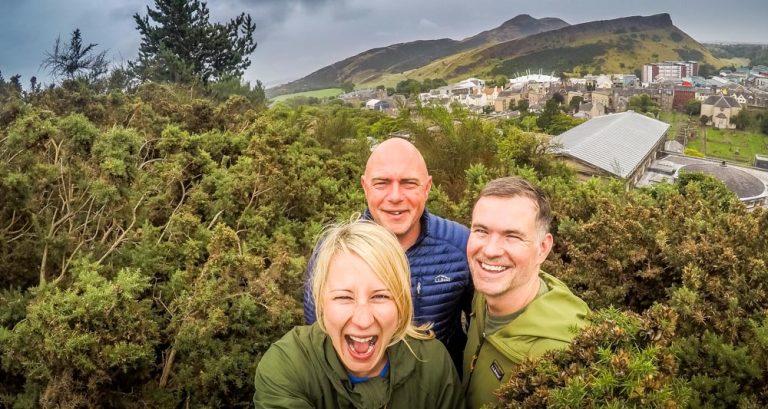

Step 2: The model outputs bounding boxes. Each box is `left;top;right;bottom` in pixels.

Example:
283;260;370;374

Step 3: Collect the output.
639;154;768;209
553;111;670;185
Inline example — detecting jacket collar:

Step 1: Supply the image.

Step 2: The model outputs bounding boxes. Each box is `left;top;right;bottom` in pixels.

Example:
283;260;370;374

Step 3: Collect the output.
475;272;586;343
309;324;417;409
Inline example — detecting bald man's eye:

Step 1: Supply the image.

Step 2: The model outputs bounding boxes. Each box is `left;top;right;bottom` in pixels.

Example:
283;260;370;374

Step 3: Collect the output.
402;181;419;189
373;181;389;189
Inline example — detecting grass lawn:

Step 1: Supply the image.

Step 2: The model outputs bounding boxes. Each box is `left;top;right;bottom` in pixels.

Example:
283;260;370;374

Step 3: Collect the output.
686;127;768;165
270;88;344;103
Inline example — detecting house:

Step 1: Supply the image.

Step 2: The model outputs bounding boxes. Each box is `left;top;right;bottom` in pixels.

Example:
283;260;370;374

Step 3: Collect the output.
658;86;696;111
526;88;550;107
365;99;390;111
576;101;606;119
553;111;670;186
701;95;741;129
566;91;584;107
590;90;611;112
494;90;522;112
672;87;696;110
481;86;500;107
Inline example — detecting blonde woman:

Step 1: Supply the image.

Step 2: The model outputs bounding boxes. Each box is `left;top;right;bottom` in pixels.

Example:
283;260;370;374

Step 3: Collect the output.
254;221;463;409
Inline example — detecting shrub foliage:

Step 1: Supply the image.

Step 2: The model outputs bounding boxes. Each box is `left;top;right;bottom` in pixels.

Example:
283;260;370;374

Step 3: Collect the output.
1;79;768;407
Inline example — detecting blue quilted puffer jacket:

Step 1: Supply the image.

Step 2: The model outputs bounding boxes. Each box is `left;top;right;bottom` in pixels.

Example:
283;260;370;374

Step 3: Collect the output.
303;210;473;370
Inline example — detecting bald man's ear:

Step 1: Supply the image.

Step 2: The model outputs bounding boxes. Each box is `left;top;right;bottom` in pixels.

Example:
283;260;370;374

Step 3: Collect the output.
425;175;433;194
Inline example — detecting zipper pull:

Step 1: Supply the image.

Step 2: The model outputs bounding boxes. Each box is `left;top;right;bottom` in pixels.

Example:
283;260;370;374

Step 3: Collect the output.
416;280;422;295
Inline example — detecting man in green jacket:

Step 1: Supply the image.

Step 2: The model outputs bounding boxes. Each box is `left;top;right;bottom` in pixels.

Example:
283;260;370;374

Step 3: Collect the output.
462;176;589;409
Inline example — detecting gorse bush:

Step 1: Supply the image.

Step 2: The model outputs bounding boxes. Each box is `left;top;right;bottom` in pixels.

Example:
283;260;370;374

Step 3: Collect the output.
1;77;768;407
0;82;364;407
494;305;690;409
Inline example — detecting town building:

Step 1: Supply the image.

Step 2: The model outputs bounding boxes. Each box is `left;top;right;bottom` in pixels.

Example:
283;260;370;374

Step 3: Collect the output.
701;95;741;129
553;111;670;186
639;154;768;209
642;61;699;84
365;99;391;111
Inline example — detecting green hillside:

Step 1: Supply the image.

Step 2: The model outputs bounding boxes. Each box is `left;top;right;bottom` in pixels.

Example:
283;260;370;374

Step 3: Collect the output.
273;13;733;93
267;14;569;97
408;14;728;82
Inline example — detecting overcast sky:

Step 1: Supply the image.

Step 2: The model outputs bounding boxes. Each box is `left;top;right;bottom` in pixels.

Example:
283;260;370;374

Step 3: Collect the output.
0;0;765;89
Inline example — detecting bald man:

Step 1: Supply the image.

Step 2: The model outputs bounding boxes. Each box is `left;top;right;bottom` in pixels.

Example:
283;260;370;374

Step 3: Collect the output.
304;138;472;372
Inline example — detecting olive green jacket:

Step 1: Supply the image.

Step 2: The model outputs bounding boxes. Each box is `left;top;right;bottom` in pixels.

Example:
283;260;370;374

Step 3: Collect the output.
254;323;464;409
462;272;589;409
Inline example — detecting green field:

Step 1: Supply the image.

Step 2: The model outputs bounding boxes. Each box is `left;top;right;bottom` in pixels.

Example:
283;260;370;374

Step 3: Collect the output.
269;88;344;103
686;127;768;165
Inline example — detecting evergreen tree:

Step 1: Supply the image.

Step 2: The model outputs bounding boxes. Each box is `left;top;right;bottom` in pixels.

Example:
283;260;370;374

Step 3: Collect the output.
133;0;257;83
41;29;108;82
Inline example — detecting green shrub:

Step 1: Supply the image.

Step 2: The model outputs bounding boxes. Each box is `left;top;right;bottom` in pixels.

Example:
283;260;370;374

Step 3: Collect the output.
494;305;690;408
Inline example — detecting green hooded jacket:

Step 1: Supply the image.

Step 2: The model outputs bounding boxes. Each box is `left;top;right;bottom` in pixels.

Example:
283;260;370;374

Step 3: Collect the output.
254;323;464;409
462;272;589;409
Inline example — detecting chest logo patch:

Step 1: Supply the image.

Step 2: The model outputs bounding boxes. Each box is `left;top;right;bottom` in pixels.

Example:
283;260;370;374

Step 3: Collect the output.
434;274;451;283
490;360;505;381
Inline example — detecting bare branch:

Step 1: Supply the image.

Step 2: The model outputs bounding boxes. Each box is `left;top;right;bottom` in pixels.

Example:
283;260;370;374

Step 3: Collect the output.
206;210;224;230
97;193;146;265
157;180;187;245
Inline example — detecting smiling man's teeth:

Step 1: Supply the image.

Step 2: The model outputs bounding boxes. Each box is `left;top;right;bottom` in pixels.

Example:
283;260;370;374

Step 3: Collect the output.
481;262;506;272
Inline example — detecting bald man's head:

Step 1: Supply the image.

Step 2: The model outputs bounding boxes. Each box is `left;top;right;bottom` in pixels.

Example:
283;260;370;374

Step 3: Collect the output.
361;138;432;249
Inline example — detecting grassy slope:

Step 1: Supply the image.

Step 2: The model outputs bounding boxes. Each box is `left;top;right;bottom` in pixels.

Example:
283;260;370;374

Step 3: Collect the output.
269;88;344;103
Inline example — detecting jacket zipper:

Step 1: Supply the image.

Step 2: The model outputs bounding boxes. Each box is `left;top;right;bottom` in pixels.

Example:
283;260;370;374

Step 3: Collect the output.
465;330;486;391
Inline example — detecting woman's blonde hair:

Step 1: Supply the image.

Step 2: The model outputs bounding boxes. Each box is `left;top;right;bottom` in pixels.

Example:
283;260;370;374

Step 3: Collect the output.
312;220;433;344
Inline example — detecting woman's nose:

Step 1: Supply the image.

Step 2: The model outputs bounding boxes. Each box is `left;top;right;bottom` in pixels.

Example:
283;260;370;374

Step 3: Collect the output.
350;302;375;328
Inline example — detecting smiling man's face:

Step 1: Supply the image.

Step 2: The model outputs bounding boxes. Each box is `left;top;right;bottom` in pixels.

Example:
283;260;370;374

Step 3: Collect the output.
467;195;552;304
362;139;431;250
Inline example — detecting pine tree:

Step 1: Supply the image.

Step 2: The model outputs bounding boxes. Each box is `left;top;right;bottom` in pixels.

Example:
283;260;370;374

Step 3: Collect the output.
133;0;257;83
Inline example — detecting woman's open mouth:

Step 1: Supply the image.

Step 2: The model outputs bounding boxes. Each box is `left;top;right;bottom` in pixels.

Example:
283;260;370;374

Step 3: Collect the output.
345;335;378;360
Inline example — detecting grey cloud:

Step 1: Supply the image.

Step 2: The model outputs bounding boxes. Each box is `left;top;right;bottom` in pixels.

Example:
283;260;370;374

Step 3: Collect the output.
109;1;149;21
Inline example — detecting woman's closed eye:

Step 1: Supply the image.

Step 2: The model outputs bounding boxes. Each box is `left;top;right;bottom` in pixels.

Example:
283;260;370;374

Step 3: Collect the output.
372;293;392;301
332;295;354;301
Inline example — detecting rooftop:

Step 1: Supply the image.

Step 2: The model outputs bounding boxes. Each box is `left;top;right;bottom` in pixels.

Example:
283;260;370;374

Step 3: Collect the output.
553;111;670;178
639;154;768;201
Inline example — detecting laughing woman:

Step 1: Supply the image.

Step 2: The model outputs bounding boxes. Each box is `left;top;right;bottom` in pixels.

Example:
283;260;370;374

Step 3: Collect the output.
254;221;463;409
